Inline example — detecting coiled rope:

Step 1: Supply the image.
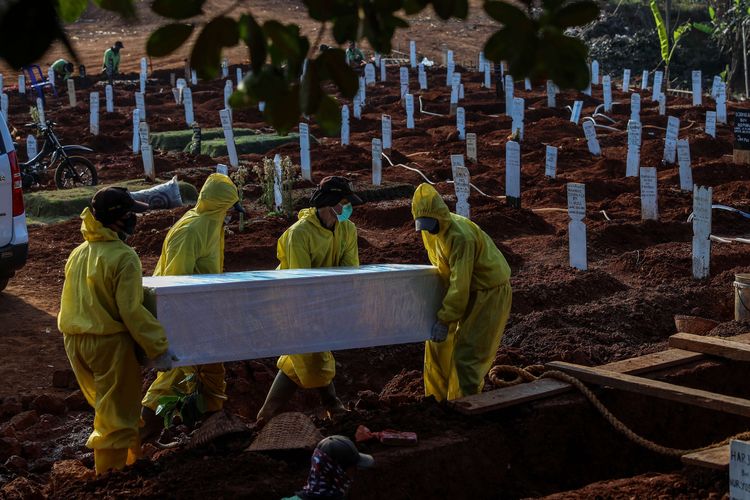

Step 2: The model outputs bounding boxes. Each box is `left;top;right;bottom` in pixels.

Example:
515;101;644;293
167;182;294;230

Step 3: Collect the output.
488;364;750;458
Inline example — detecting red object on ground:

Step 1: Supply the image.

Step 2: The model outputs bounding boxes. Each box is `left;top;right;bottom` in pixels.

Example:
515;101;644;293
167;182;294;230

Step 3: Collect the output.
355;425;418;446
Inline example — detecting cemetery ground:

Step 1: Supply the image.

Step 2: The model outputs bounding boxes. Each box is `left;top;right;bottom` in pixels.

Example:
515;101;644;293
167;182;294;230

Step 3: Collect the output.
4;51;750;500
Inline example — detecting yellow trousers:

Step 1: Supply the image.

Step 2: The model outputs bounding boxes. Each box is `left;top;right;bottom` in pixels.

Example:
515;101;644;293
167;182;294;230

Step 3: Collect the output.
277;352;336;389
141;363;227;412
63;333;141;474
425;283;512;401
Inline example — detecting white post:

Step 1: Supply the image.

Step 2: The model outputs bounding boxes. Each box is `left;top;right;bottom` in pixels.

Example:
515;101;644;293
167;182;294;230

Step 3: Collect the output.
546;80;556;108
511;97;524;141
664;116;679;164
484;63;491;89
191;70;197;86
419;64;428;90
89;92;99;136
380;60;387;82
626;120;642;177
705;111;717;138
711;75;721;98
236;67;243;86
138;122;150;155
692;70;702;106
132;109;140;153
105;84;114;113
135;91;146;120
0;94;7;122
717;83;727;124
567;182;587;271
641;70;649;91
67;79;76;107
582;120;601;156
591;60;599;85
504;75;514;116
651;70;663;101
640;167;658;220
220;109;238;167
622;69;631;92
273;154;283;211
224;80;233;110
400;67;409;99
570;100;583;124
26;135;37;161
524;78;532;91
18;75;25;95
630;93;641;123
678;139;693;192
456;106;466;140
405;94;414;129
602;75;612;112
36;97;45;127
466;133;477;163
454;165;471;219
505;140;521;207
658;93;666;116
341;105;350;146
382;114;391;150
365;64;376;85
545;145;558;178
183;87;194;126
692;185;712;279
353;95;362;119
48;67;56;89
299;122;311;181
141;144;155;181
409;40;417;69
372;138;382;186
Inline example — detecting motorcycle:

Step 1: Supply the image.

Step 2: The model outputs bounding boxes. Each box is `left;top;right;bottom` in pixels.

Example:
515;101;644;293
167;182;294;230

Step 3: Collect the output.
19;120;97;189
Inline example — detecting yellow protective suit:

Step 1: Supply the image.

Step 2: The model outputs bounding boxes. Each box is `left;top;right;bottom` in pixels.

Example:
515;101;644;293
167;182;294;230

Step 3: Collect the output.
276;207;359;388
411;184;512;401
142;174;239;413
58;208;169;474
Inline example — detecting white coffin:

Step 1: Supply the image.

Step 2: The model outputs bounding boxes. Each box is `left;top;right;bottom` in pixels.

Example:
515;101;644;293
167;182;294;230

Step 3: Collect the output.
143;264;443;366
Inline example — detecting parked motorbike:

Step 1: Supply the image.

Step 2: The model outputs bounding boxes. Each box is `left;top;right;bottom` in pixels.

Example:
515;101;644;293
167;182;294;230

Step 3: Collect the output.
19;120;97;189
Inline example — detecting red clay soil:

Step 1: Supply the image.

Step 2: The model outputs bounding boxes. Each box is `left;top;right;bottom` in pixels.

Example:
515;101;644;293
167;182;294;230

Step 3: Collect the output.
2;58;750;498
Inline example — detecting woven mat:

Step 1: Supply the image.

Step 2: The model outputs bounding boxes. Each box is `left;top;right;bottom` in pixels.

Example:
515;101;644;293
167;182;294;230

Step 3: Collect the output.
247;412;323;452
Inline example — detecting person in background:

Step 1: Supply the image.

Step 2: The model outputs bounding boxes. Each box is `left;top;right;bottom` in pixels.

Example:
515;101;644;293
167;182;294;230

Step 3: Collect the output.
50;59;74;85
410;183;513;401
140;173;244;440
57;187;176;474
345;41;365;68
284;435;374;500
256;176;364;423
102;40;124;83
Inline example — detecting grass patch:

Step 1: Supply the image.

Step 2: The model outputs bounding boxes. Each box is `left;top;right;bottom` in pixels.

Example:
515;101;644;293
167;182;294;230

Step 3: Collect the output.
150;128;260;152
23;179;198;224
193;133;300;157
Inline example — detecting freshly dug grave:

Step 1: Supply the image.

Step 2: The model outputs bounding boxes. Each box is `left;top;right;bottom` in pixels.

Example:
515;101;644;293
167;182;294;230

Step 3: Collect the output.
2;61;750;498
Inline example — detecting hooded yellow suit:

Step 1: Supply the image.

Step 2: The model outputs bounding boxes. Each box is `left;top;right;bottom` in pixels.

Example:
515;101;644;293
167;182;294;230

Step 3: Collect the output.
411;184;512;401
142;174;239;413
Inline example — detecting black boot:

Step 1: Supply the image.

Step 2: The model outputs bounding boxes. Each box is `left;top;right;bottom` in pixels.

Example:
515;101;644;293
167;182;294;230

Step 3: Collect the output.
256;371;298;422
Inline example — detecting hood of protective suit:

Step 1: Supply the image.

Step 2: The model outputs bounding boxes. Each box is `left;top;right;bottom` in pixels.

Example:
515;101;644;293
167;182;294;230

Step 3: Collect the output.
411;183;452;235
195;173;239;215
80;207;120;242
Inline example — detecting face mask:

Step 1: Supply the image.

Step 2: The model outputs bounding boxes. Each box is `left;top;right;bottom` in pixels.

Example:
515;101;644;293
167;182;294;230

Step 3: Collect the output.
116;212;137;241
331;203;353;223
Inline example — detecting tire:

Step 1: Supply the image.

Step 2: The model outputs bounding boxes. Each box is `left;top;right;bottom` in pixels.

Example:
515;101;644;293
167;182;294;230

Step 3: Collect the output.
54;156;98;189
0;277;8;293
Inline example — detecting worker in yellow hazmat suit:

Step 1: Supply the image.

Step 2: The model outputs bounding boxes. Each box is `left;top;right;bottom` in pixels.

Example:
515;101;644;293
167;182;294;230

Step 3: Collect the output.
256;176;364;422
411;183;512;401
141;173;242;438
58;187;176;474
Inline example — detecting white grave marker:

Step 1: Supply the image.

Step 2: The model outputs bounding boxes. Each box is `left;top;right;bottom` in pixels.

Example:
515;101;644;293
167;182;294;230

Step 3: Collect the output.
236;67;243;86
380;60;387;82
220;109;238;167
406;94;415;129
641;70;649;90
626;120;642;177
89;92;99;135
504;75;514;116
711;75;721;98
677;139;693;191
409;41;417;69
132;109;140;153
400;66;409;99
446;50;454;86
365;64;376;85
591;60;599;85
692;70;702;106
729;440;750;500
483;64;491;89
546;80;556;108
450;154;465;178
524;78;531;91
141;144;155;181
705;111;717;137
466;133;477;163
640;167;658;220
18;75;25;95
135;92;146;120
692;185;712;279
505;141;521;207
273;154;283;211
66;79;76;107
418;65;427;90
657;93;666;115
26;135;37;161
372;138;382;185
511;97;524;140
299;122;311;181
358;76;366;104
381;114;391;150
570;100;583;124
478;52;485;73
453;165;471;219
183;87;194;126
456;106;466;140
221;58;229;79
48;67;55;89
622;69;631;91
353;95;362;119
105;84;114;112
224;80;233;110
630;93;641;122
138;122;150;152
191;70;197;86
545;145;557;178
567;182;587;271
603;75;612;112
652;70;663;101
582;120;601;156
0;75;3;92
0;94;7;122
36;98;45;127
717;83;727;124
664;116;679;163
341;105;350;146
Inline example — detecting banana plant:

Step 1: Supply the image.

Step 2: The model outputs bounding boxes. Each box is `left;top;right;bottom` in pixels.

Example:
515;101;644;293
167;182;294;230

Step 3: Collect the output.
650;0;691;79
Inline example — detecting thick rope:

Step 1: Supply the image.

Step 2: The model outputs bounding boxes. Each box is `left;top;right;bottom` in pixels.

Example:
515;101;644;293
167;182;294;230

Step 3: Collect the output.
488;364;750;458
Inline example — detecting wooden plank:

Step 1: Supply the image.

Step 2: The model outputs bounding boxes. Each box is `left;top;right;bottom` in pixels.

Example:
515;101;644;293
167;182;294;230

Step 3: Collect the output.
453;378;571;415
682;445;730;470
669;333;750;362
453;333;750;415
547;361;750;418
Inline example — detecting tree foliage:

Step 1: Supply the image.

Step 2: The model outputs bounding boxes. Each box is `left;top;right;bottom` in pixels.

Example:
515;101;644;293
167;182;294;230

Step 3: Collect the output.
0;0;599;134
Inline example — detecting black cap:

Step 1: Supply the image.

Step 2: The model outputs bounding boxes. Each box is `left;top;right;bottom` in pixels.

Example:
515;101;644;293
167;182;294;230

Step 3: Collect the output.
114;41;124;49
91;187;148;224
415;217;439;233
317;436;374;469
310;176;363;208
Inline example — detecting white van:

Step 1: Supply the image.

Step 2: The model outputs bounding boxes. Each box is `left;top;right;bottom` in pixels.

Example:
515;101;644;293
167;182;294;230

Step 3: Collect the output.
0;118;28;292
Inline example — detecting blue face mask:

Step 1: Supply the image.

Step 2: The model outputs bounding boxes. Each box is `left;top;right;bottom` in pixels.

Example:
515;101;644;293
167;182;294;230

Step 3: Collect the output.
332;203;353;222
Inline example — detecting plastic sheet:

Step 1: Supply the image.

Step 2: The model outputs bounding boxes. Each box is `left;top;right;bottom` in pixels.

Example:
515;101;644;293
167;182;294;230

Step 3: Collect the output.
143;264;443;366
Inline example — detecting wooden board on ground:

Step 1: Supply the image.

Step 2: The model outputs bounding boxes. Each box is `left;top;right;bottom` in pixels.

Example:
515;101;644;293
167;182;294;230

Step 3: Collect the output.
669;333;750;362
453;334;750;415
682;444;729;470
546;361;750;418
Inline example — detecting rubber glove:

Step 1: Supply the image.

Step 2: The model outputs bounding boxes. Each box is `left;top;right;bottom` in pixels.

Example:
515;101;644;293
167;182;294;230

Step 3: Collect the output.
430;321;449;342
152;349;179;371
